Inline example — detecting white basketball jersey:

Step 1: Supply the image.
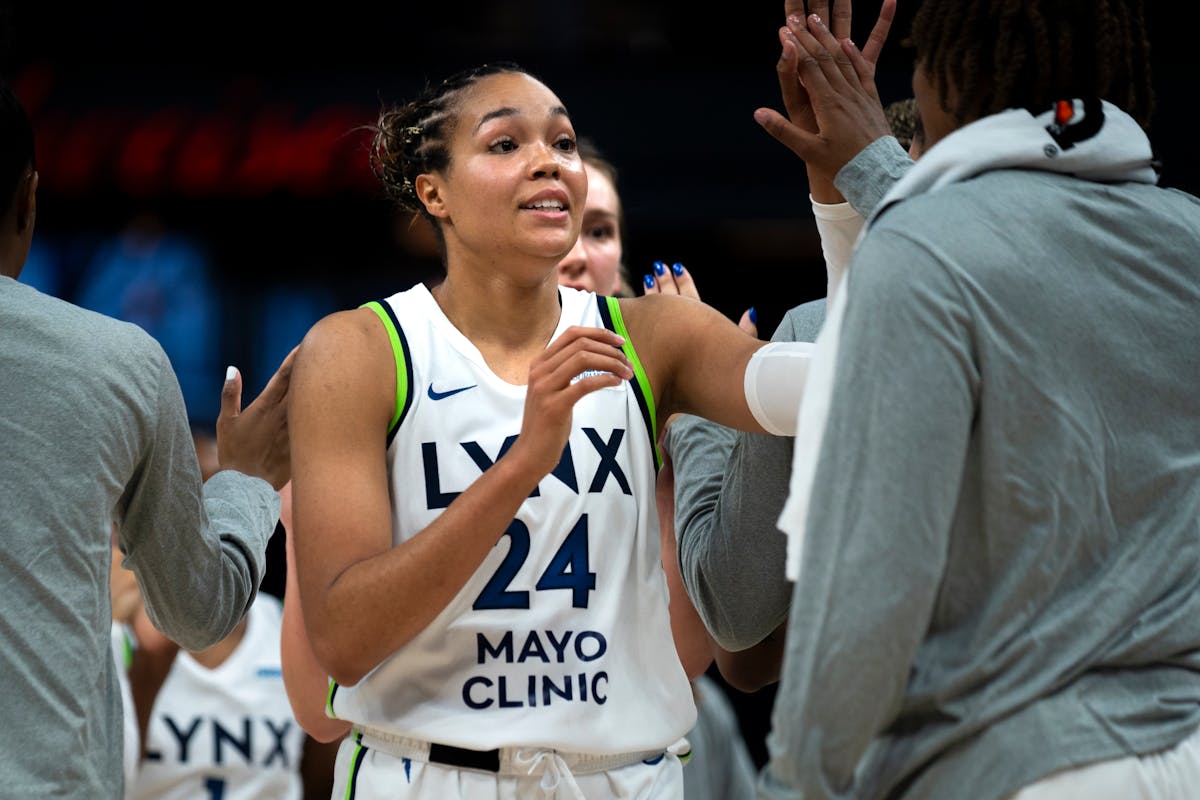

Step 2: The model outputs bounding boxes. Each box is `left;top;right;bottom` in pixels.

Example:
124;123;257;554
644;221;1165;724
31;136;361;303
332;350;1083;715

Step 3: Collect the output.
112;622;139;794
129;596;307;800
330;284;696;754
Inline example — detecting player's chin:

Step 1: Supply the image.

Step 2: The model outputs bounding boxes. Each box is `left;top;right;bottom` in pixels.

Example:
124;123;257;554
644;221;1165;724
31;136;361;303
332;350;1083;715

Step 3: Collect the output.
529;238;578;266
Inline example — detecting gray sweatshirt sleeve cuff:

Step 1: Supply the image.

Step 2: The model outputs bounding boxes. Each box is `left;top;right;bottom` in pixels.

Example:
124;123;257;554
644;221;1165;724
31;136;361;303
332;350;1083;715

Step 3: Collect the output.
834;135;914;219
204;469;280;579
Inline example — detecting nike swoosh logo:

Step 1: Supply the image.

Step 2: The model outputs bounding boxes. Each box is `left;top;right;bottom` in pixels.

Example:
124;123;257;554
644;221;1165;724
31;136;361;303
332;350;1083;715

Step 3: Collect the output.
427;383;477;401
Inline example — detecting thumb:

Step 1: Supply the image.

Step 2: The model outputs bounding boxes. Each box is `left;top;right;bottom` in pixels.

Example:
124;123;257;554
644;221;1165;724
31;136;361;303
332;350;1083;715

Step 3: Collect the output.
754;107;821;160
221;365;243;420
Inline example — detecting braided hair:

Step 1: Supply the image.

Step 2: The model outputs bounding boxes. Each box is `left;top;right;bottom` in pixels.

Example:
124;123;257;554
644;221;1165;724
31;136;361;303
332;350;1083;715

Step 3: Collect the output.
884;97;922;151
909;0;1154;130
370;62;528;224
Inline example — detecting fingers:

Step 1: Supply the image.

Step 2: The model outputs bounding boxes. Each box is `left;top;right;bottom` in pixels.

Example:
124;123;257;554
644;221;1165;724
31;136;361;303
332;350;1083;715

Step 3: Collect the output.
668;263;700;300
777;24;811;121
800;13;859;90
642;262;698;299
642;261;672;295
754;106;822;160
843;38;880;96
830;0;852;42
859;0;896;65
784;0;810;24
781;23;842;116
220;365;244;420
255;345;299;408
537;326;630;379
515;327;630;476
528;329;632;411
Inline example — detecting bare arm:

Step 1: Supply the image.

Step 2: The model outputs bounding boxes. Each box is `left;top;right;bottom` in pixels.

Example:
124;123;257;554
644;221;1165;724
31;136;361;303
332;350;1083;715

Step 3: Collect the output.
714;622;786;693
279;480;352;742
291;310;633;685
620;293;769;435
127;603;180;760
299;734;341;799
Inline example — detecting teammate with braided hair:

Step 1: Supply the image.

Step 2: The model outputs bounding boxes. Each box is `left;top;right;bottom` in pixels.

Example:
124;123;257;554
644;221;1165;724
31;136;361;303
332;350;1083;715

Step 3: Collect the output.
748;1;1200;798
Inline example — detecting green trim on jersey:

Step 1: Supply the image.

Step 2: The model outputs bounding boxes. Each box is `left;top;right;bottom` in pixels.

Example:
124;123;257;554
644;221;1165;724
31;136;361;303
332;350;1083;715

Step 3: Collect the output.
342;732;367;799
121;629;134;670
326;678;338;719
601;295;662;470
361;300;411;442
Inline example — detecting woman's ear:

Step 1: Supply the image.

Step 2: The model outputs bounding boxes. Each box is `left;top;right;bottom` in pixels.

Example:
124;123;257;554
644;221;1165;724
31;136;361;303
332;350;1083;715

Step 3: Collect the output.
415;174;448;220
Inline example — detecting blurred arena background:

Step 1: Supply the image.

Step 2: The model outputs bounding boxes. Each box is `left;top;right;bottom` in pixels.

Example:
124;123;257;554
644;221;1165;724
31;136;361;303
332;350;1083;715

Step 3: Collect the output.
4;0;1196;768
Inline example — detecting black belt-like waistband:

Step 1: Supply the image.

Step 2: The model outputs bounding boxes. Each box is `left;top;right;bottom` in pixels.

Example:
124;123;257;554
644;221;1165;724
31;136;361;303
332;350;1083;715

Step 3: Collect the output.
428;742;501;773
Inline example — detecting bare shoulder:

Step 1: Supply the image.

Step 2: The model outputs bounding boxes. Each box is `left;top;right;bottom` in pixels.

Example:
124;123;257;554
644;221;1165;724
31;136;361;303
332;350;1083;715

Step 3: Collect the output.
292;307;396;417
615;293;706;341
615;292;762;424
294;308;394;373
615;294;725;410
299;307;386;352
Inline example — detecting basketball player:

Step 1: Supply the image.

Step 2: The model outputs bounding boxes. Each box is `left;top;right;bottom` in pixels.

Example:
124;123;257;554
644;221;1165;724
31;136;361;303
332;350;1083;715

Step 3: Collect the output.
284;62;815;799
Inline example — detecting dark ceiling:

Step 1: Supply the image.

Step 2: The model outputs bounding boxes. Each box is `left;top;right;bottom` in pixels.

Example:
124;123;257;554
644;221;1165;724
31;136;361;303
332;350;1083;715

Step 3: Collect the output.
2;1;1197;335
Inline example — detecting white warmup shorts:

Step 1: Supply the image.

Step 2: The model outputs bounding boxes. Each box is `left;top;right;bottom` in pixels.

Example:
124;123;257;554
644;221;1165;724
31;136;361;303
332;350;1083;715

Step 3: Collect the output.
1007;724;1200;800
330;729;686;800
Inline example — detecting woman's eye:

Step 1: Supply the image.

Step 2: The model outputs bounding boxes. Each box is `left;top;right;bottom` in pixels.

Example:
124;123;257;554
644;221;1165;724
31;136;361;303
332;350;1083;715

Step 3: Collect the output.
490;139;517;153
555;137;577;153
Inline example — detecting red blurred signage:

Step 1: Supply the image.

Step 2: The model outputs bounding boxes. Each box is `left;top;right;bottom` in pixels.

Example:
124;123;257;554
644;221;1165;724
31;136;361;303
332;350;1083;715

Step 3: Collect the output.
15;63;379;199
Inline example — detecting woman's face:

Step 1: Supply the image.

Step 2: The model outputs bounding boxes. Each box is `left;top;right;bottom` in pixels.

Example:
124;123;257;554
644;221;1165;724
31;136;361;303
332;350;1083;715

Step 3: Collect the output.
556;164;624;295
421;72;587;280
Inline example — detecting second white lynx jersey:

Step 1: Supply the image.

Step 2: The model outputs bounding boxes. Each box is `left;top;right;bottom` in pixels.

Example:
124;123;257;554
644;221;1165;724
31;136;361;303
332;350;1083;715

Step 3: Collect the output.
329;283;696;754
129;596;307;800
111;622;139;794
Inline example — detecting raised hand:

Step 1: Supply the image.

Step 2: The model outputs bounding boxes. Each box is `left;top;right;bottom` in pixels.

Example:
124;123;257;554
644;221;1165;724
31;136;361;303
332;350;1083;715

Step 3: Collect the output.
778;0;862;140
217;347;297;490
763;0;897;198
510;326;632;478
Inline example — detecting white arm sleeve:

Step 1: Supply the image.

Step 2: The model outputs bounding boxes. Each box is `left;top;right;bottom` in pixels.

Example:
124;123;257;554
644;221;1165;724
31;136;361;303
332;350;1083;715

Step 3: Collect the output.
811;197;865;302
743;341;817;436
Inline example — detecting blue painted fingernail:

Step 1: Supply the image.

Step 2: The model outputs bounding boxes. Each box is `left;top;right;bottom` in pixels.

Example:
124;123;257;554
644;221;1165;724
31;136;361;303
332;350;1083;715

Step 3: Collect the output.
643;274;655;289
653;261;666;275
672;262;684;276
749;306;758;325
